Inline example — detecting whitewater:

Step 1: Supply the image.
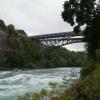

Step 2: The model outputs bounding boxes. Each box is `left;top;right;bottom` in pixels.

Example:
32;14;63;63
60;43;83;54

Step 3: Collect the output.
0;68;81;100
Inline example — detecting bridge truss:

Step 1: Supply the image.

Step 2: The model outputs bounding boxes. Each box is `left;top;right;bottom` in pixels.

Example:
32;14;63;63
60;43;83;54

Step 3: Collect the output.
30;32;84;46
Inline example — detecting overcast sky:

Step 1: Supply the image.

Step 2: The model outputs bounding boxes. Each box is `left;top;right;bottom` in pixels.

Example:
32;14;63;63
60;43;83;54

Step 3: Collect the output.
0;0;85;51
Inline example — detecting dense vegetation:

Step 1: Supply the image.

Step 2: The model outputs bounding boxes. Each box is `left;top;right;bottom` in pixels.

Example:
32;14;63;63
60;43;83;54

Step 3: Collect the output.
49;0;100;100
0;20;85;70
17;0;100;99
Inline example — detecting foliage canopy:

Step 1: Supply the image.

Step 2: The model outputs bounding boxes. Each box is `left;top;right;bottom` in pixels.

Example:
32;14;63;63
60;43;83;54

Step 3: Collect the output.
62;0;100;59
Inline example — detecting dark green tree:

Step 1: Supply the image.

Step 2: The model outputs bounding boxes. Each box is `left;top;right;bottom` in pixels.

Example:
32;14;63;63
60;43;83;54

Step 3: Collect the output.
0;19;6;30
62;0;100;60
16;30;27;37
7;24;16;35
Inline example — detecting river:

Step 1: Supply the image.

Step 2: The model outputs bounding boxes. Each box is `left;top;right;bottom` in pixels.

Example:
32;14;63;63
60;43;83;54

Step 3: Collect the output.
0;67;81;100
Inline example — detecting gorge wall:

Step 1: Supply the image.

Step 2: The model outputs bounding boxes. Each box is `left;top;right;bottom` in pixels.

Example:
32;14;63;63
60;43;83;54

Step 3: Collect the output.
0;28;9;51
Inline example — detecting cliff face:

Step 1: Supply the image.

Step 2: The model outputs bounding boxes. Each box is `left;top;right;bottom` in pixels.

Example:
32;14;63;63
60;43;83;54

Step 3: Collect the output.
0;29;9;50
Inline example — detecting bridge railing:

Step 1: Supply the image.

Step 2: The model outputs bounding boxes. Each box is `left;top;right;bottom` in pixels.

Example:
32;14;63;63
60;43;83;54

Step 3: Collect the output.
30;32;82;40
29;32;83;46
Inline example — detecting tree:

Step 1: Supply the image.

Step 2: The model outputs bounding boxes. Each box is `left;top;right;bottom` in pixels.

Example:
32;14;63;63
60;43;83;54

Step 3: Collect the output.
62;0;100;60
16;30;27;37
7;24;16;34
0;19;6;30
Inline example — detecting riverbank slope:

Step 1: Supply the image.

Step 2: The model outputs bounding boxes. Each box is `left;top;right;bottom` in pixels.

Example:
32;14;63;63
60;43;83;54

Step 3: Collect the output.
0;19;85;70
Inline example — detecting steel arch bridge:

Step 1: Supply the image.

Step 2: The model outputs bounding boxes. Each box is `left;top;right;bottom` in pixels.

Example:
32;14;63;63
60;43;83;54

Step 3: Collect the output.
30;32;84;46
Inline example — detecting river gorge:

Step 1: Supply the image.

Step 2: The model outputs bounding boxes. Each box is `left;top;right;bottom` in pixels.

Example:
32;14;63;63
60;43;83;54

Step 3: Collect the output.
0;68;81;100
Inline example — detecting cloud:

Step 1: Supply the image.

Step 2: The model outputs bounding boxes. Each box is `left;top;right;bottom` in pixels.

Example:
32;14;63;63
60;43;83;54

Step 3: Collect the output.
0;0;84;51
65;43;86;51
0;0;73;36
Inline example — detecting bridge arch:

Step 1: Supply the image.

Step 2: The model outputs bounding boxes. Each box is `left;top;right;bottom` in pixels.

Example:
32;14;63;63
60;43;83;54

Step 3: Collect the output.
30;32;84;46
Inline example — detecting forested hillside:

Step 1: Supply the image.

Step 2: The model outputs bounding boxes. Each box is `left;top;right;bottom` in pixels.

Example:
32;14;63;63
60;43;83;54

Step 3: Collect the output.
0;20;85;70
50;0;100;100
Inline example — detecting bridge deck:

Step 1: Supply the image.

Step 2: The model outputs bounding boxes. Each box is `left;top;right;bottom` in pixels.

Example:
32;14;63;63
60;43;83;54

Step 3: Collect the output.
29;32;83;46
30;32;82;40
